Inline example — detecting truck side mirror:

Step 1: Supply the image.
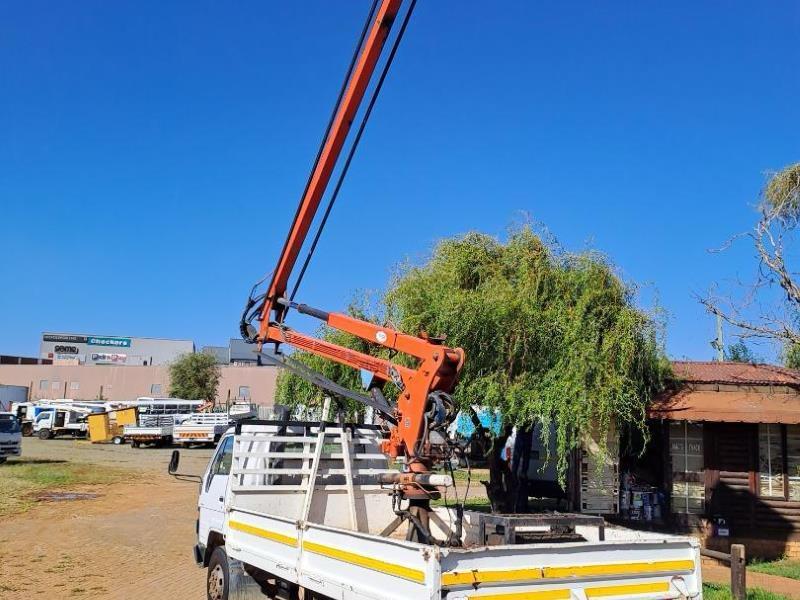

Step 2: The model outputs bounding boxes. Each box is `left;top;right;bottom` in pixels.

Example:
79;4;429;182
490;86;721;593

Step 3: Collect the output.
168;450;180;475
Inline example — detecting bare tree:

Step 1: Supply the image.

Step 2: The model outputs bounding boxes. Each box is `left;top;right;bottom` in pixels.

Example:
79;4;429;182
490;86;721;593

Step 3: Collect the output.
702;163;800;347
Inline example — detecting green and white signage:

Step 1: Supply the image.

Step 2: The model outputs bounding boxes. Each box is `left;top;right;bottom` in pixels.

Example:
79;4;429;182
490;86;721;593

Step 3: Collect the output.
87;336;131;348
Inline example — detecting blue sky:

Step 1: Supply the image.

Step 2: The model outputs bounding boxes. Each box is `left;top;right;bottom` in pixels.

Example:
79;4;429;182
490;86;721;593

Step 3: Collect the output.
1;1;798;361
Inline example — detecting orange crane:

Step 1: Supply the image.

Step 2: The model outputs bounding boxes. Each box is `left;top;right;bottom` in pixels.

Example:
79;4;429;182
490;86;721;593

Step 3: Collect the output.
240;0;464;527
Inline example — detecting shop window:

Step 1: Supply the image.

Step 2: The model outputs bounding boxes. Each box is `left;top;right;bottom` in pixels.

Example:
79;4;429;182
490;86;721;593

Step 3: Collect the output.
51;381;61;391
788;426;800;501
759;424;785;498
238;386;251;399
669;422;705;514
150;383;162;395
39;379;49;391
757;424;800;501
70;381;80;391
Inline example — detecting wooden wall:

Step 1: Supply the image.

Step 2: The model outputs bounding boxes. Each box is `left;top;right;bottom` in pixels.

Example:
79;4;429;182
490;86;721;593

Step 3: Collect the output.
703;423;799;540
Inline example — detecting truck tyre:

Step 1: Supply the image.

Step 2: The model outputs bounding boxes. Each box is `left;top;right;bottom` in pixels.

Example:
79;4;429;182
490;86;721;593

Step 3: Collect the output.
112;436;124;445
207;546;230;600
207;546;266;600
22;423;33;436
131;440;140;448
37;428;52;440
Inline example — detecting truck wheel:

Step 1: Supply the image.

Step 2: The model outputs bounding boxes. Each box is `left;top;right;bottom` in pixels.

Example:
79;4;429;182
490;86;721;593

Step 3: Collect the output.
207;546;230;600
207;546;266;600
22;423;33;436
37;428;52;440
131;440;140;448
112;436;124;445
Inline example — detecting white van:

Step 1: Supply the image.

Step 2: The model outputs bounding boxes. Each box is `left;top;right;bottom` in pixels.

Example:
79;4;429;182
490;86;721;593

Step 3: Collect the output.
0;412;22;463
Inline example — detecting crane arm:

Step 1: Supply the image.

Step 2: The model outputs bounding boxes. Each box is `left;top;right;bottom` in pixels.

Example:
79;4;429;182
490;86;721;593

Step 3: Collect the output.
247;1;465;477
265;299;464;462
258;0;402;330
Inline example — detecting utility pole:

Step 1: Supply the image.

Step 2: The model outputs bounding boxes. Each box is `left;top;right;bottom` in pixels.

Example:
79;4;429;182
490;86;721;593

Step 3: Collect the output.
710;313;725;361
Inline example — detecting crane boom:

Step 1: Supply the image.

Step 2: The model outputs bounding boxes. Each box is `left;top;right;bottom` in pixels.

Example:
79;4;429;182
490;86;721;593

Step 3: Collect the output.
246;2;464;519
259;0;402;329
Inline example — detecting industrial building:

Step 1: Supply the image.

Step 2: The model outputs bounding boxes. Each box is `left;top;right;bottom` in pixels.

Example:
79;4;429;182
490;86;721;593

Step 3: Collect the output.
40;332;194;366
0;332;280;406
200;338;273;365
0;363;278;405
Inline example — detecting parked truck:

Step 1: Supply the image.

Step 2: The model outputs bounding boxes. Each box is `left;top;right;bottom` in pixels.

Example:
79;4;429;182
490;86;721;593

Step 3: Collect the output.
176;2;704;598
32;405;94;439
0;412;22;464
173;413;235;447
124;415;179;448
172;420;702;600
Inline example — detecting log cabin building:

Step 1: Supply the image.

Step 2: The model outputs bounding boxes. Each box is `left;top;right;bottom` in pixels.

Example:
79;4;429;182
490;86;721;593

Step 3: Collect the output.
648;361;800;558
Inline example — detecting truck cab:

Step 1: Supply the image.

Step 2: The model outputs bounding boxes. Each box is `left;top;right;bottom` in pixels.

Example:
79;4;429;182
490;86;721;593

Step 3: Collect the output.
0;412;22;464
197;431;234;561
33;407;89;439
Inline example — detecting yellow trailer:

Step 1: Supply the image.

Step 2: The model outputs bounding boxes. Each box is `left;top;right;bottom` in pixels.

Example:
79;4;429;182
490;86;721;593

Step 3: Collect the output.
88;407;137;444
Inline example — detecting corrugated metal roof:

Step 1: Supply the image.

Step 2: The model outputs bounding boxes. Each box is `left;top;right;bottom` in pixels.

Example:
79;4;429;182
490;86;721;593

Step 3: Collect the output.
671;360;800;386
649;388;800;424
650;361;800;423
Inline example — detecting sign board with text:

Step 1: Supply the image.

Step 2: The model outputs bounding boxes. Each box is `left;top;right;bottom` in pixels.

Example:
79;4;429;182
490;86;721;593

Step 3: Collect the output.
87;337;131;348
91;353;127;365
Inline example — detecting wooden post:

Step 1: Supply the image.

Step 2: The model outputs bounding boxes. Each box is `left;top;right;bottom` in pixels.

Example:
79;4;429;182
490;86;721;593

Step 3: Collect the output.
731;544;746;600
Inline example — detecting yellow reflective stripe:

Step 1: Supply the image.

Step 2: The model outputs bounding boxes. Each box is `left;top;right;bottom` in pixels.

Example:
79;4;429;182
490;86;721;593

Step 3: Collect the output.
228;520;297;547
586;581;671;597
443;568;543;586
443;559;693;587
302;540;425;584
469;582;671;600
470;590;571;600
544;560;694;579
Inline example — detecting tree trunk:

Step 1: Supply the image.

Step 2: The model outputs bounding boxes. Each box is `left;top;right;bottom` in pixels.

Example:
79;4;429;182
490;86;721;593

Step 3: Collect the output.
480;425;514;513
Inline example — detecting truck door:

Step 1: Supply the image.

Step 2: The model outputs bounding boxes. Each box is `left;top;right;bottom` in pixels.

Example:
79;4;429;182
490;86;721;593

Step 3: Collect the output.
199;435;234;544
35;411;53;431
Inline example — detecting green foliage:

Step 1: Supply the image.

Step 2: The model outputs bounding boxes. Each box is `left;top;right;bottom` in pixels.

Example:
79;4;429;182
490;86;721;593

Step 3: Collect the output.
386;227;668;481
764;162;800;220
783;344;800;369
725;341;760;364
277;226;669;481
168;353;220;402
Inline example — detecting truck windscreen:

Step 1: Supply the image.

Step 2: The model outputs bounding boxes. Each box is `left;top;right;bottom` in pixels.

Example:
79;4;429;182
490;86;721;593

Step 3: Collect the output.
0;416;20;433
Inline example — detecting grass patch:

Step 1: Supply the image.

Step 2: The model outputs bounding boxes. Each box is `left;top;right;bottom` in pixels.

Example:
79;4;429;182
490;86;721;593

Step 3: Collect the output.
0;457;133;517
703;582;790;600
749;557;800;581
441;467;490;482
432;495;492;512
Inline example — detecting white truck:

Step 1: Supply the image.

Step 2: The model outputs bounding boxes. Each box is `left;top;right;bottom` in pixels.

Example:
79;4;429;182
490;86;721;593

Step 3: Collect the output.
124;415;178;448
33;406;93;439
172;420;702;600
0;412;22;464
173;413;234;447
173;405;256;447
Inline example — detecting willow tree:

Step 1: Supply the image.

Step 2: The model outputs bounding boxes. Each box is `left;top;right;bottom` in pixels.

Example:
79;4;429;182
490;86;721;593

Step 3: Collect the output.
276;226;669;509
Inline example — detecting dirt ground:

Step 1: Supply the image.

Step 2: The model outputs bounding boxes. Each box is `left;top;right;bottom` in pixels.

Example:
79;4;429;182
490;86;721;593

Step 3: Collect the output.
0;438;213;600
1;438;485;600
